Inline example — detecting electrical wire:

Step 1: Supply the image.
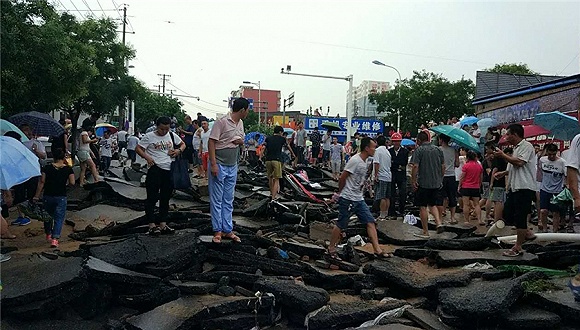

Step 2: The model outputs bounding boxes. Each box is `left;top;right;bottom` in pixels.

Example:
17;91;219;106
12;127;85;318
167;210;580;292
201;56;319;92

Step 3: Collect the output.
96;0;106;13
557;52;580;76
81;0;96;17
167;82;228;110
69;0;86;19
56;0;68;12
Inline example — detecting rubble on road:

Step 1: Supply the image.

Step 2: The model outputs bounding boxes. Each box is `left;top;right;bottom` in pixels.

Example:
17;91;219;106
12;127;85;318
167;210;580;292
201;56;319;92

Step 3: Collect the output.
2;162;578;330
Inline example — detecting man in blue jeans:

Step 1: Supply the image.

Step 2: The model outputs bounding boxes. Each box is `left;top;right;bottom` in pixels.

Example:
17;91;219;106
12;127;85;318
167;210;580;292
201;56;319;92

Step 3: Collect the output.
328;137;392;260
208;98;250;244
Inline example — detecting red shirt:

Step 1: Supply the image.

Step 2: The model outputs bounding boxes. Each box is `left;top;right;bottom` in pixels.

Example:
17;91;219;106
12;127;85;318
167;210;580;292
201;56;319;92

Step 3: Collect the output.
461;160;483;189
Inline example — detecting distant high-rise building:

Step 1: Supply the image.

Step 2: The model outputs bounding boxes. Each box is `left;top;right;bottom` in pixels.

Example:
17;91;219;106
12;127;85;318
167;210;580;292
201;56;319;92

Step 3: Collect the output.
346;80;390;118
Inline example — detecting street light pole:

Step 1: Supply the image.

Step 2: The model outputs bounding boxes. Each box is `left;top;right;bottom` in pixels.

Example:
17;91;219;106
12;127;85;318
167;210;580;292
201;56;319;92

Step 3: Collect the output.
372;60;402;132
280;67;354;138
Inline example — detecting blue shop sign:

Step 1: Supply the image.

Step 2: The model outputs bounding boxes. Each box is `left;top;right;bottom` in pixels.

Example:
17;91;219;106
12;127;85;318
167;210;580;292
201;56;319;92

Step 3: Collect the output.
304;117;383;136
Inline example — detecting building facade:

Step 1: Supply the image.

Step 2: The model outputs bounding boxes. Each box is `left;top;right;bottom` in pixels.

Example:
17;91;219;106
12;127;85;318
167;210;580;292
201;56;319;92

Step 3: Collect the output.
347;80;390;118
231;86;281;113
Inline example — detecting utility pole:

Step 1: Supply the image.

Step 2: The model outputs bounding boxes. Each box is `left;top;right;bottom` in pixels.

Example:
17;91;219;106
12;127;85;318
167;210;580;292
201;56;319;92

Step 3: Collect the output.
167;89;176;97
153;85;162;93
122;5;127;45
158;74;171;95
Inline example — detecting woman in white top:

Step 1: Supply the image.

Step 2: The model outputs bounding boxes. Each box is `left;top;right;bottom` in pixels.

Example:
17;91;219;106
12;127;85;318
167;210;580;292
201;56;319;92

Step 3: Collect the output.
79;126;100;186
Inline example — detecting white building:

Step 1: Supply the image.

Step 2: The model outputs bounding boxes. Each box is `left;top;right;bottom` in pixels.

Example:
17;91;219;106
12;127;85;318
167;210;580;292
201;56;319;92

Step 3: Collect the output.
347;80;391;118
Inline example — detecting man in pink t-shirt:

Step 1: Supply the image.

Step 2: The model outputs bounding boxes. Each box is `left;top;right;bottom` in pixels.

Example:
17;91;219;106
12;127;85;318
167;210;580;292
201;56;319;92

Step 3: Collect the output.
208;98;250;244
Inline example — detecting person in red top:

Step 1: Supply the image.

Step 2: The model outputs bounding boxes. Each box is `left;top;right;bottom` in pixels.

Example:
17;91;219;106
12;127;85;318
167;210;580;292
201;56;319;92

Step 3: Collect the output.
458;150;484;225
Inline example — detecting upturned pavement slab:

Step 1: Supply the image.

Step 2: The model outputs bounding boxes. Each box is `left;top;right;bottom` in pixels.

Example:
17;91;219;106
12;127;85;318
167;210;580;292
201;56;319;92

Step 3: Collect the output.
505;304;561;329
363;257;471;297
435;249;539;267
529;277;580;323
253;277;329;314
84;256;161;286
70;205;145;232
376;221;457;246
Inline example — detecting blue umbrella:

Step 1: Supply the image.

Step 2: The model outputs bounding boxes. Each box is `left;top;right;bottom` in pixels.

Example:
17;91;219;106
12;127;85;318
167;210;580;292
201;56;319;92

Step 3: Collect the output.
534;111;580;141
460;116;479;126
0;119;29;142
0;136;41;189
477;118;497;130
401;138;416;147
244;132;265;145
284;128;295;134
9;111;65;137
430;125;480;152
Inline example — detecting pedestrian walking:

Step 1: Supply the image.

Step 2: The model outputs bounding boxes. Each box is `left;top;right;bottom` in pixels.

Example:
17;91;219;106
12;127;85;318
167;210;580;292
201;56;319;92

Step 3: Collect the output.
178;115;197;173
330;137;344;180
310;127;321;166
264;126;295;200
373;135;392;221
33;148;75;248
436;134;459;224
328;137;392;260
389;132;409;218
458;150;484;225
411;131;445;238
78;125;100;186
208;98;249;243
247;134;260;167
538;143;566;232
493;124;538;257
99;130;113;175
294;122;307;166
136;116;185;236
490;147;510;223
564;132;580;301
126;131;140;166
322;130;332;168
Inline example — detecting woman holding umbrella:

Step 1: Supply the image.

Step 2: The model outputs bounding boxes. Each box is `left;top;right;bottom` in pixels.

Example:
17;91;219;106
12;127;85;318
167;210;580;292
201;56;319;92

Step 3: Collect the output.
78;125;100;186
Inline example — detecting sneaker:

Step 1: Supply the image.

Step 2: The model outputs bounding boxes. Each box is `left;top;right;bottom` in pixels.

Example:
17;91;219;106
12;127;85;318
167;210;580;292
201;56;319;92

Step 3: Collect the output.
50;239;59;248
159;225;175;235
11;217;31;226
0;254;11;263
46;234;52;242
147;226;161;236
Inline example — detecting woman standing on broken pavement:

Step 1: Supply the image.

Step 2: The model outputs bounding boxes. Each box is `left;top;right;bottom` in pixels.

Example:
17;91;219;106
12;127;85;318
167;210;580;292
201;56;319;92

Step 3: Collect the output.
136;116;185;236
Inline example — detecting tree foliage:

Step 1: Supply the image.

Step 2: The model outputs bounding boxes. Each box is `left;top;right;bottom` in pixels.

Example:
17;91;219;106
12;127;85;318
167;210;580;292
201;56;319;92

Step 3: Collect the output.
243;110;274;136
368;70;475;134
129;79;185;132
484;63;538;75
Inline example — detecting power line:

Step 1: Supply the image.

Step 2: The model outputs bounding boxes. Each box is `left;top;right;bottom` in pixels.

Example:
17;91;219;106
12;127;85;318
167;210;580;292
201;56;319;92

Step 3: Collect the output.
167;82;228;109
199;99;229;108
557;52;580;76
81;0;96;17
56;0;68;12
96;0;106;13
69;0;86;19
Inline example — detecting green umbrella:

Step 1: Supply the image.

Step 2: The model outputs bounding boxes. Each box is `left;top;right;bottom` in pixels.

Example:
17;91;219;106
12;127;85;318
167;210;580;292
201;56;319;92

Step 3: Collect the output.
430;125;480;152
321;121;342;131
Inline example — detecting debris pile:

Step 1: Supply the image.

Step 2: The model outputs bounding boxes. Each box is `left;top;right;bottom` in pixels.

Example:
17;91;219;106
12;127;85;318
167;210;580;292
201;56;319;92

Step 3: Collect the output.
2;163;579;329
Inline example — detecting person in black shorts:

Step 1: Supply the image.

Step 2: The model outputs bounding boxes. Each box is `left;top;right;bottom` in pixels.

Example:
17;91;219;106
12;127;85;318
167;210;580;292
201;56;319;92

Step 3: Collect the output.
411;131;445;237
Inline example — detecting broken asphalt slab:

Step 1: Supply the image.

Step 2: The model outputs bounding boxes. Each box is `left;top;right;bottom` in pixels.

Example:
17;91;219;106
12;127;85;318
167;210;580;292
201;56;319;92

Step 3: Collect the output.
1;256;86;308
437;272;548;328
376;221;457;246
424;237;494;251
363;257;472;297
205;249;315;277
84;256;161;286
88;230;205;277
504;304;561;329
403;308;453;330
253;277;330;314
168;280;217;295
281;241;327;259
529;277;580;324
69;205;145;232
125;294;274;330
435;249;539;267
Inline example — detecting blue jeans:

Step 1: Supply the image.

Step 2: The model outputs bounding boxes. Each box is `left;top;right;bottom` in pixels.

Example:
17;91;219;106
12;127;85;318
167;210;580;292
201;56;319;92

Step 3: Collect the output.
337;197;375;230
43;196;67;239
208;163;237;233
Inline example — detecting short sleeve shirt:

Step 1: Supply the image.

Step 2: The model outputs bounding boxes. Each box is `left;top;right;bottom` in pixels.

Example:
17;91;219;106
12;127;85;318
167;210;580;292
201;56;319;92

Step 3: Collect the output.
539;156;566;194
99;137;113;157
295;129;307;147
330;144;344;162
138;132;182;170
340;154;368;201
310;131;321;145
322;134;332;150
507;139;537;192
373;146;392;182
412;143;444;189
566;134;580;195
209;114;245;166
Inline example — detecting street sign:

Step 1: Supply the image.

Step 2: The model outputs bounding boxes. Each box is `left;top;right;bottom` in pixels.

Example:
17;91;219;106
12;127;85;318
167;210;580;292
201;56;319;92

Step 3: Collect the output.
229;97;254;110
288;93;294;107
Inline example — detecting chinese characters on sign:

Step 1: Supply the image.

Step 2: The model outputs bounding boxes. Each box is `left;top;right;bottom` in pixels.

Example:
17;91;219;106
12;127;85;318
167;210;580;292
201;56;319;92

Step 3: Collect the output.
304;117;383;137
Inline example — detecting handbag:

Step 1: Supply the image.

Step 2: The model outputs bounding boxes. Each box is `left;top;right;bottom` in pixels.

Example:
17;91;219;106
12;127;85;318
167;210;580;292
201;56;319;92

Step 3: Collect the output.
169;132;191;190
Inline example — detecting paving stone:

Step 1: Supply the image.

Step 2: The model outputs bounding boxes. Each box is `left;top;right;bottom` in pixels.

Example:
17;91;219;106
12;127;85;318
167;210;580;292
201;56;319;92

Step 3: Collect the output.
125;295;274;330
169;280;217;295
84;256;161;286
438;272;548;327
376;221;457;246
504;304;561;329
304;299;408;330
253;277;329;314
364;257;472;297
1;256;85;308
281;241;326;259
424;237;494;251
404;308;453;330
89;231;204;277
435;249;538;267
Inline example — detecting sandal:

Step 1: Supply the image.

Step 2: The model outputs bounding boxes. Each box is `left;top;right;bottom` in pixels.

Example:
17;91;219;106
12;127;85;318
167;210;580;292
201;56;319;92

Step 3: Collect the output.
502;248;523;257
212;235;222;243
223;232;241;243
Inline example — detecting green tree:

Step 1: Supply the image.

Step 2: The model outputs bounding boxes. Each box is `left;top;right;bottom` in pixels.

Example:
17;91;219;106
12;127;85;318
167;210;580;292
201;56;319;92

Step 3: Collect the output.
369;70;475;134
485;63;538;75
130;79;185;132
243;110;273;136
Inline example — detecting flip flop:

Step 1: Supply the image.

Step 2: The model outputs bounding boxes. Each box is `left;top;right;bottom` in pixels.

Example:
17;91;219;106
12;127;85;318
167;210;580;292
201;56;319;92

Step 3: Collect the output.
374;251;393;259
223;232;241;243
502;249;523;257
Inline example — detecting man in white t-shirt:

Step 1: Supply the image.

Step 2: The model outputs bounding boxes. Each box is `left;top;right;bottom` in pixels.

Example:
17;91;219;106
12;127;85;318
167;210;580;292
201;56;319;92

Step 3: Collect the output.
373;136;392;220
565;133;580;300
99;130;114;175
126;131;140;165
328;137;392;261
136;116;185;236
538;143;566;233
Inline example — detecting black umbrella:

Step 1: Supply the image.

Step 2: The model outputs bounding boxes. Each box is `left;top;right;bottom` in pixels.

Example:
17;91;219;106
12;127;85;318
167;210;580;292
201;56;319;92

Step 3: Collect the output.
9;111;65;137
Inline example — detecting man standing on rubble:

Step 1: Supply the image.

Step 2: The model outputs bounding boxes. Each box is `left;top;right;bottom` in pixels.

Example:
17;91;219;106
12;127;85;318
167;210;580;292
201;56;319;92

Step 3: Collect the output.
264;126;296;200
373;135;392;221
328;137;393;261
208;98;250;244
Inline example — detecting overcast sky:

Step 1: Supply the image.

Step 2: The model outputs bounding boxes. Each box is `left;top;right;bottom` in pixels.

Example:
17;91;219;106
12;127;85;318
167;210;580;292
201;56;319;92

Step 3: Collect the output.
61;0;580;119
